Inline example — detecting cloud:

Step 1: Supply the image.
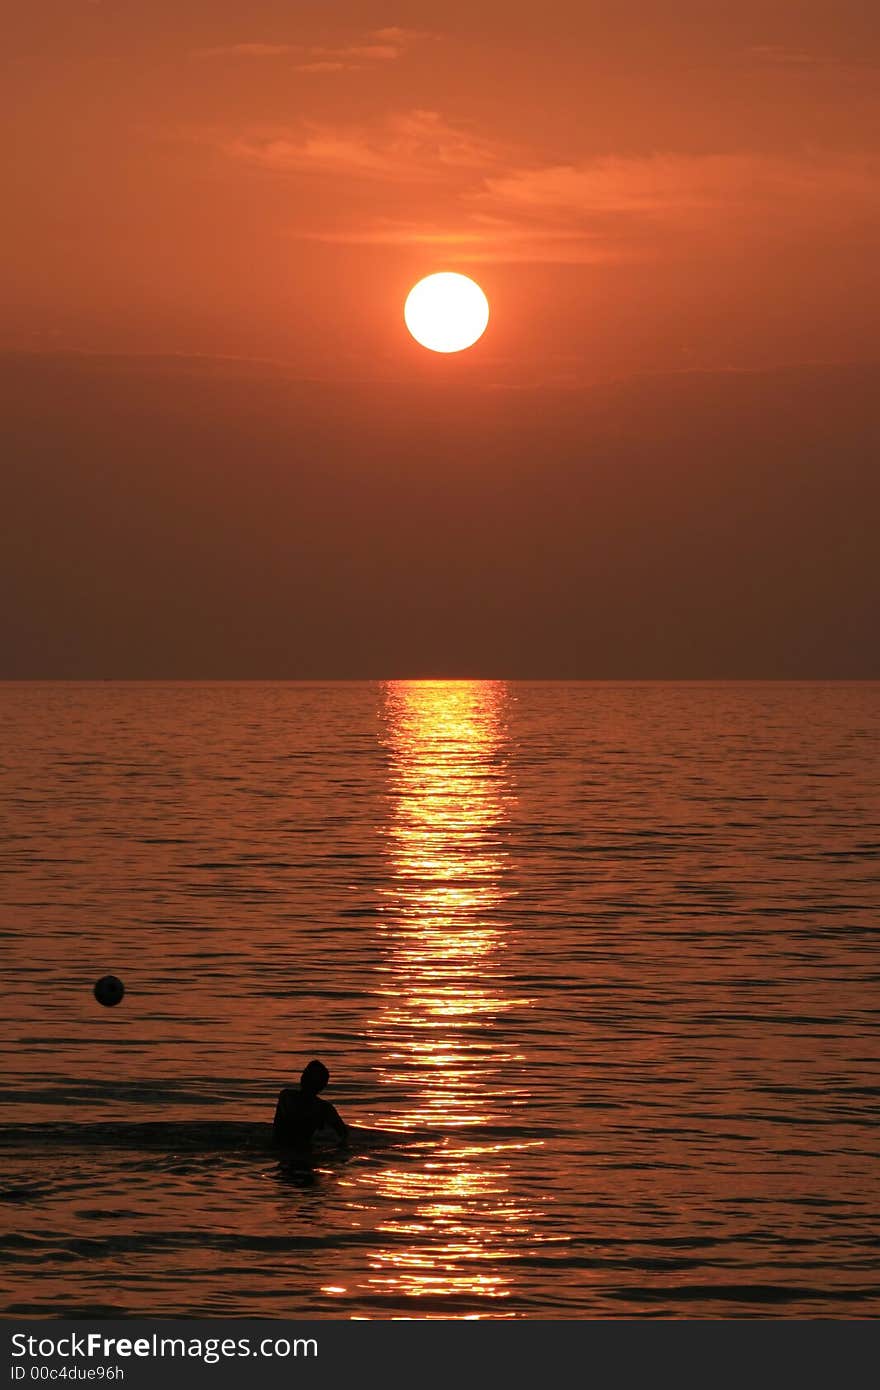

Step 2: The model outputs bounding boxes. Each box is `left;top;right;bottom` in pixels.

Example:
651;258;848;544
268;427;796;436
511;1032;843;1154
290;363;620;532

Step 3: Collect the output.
195;42;300;59
194;28;427;71
294;27;429;72
745;44;826;67
219;104;880;264
226;110;502;181
741;44;880;74
432;150;873;261
476;151;880;228
295;61;351;74
296;215;604;264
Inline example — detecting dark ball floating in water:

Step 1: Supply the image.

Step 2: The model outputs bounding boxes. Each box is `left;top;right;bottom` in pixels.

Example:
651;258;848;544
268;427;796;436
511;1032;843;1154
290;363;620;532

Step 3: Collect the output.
94;975;125;1007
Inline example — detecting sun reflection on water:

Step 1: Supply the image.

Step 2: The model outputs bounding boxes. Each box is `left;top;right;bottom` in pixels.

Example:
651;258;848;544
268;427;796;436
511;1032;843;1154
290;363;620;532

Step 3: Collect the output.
346;680;542;1315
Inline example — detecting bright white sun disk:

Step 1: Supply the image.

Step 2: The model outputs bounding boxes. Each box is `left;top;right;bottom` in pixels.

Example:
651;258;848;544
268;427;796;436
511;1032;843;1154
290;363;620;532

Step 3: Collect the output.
404;273;489;353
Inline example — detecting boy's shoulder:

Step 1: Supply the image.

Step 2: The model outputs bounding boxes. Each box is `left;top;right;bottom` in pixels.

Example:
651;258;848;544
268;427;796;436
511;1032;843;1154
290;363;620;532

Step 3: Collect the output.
277;1086;302;1107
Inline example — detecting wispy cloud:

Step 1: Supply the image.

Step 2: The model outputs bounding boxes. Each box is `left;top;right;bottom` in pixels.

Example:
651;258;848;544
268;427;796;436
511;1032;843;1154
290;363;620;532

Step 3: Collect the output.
476;151;880;225
195;28;427;72
226;110;501;181
219;107;880;264
195;42;300;59
741;44;879;73
296;216;608;265
295;61;350;74
745;44;826;68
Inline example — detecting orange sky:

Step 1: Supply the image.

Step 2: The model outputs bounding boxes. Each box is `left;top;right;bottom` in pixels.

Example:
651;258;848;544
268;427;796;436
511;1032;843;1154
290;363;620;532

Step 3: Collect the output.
2;3;879;675
5;1;880;383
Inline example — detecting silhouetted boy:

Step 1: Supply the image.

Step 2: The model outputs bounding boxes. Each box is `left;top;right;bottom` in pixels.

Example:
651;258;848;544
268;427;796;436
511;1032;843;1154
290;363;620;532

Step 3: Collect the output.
273;1059;349;1151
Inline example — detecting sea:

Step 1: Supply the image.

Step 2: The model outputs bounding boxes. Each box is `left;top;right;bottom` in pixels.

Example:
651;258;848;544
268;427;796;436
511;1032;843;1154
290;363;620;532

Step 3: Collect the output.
1;681;878;1319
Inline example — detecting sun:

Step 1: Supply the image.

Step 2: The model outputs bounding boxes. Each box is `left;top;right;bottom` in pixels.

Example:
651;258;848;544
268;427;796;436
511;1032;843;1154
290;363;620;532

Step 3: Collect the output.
404;273;490;354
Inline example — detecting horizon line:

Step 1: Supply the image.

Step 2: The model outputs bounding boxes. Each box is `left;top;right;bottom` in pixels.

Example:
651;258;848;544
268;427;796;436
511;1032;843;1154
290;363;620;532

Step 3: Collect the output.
2;676;878;685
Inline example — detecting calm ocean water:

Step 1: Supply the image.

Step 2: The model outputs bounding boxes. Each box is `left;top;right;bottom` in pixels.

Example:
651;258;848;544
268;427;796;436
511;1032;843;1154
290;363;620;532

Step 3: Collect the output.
1;681;878;1319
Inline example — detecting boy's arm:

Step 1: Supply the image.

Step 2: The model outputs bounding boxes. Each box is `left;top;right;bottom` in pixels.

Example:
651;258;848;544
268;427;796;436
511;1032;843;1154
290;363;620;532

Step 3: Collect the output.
273;1089;292;1139
325;1102;349;1146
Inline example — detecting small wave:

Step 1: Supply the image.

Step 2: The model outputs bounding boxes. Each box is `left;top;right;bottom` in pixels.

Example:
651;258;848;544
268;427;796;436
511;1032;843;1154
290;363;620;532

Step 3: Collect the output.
604;1283;878;1304
0;1121;274;1153
0;1120;441;1157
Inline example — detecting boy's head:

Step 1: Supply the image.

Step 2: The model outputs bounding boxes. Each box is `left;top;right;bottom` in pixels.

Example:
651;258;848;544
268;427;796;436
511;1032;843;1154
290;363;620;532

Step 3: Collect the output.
300;1059;329;1095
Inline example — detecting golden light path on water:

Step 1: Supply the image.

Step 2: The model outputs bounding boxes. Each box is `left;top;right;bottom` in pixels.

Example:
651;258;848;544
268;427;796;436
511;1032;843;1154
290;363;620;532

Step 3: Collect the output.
342;680;547;1316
